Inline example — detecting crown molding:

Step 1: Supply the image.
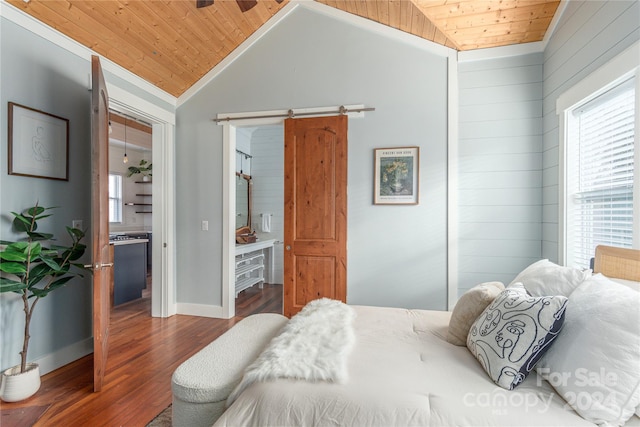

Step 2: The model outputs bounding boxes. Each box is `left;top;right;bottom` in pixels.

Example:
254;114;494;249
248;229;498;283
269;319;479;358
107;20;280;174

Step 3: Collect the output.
458;41;545;62
542;0;570;46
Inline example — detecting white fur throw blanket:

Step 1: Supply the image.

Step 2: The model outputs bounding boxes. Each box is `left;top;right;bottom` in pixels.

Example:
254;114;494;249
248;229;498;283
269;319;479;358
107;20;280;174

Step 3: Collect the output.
227;298;356;406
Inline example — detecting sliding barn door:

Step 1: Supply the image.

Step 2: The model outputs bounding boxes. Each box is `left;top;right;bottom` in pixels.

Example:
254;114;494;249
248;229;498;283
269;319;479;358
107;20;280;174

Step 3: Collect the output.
283;115;348;317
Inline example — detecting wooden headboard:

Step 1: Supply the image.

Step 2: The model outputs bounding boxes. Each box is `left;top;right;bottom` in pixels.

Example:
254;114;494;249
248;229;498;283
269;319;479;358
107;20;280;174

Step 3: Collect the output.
594;245;640;281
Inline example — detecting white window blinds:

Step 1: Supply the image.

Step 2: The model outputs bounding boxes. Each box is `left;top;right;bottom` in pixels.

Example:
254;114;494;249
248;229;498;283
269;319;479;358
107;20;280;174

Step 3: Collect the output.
566;77;636;269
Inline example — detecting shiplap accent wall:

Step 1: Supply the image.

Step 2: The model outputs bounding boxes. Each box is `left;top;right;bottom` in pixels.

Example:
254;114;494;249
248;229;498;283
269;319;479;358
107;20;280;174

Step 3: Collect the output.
457;53;543;295
541;0;640;262
249;125;285;284
236;127;253;174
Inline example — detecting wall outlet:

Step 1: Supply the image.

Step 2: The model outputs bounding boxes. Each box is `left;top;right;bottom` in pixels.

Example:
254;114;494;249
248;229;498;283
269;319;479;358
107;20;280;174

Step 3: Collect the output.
202;220;209;231
72;220;83;230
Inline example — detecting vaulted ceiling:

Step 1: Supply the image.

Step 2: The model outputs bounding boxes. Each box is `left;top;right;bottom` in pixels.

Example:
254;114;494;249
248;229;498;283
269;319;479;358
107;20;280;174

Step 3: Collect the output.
7;0;560;97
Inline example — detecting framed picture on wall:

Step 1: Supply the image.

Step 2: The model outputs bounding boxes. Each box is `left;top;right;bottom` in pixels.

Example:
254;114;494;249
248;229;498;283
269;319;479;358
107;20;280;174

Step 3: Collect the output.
8;102;69;181
374;146;419;205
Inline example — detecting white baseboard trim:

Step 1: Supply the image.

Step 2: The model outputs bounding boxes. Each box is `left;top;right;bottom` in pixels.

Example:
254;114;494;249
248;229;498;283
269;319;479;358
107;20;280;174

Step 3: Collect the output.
176;303;228;319
34;337;93;376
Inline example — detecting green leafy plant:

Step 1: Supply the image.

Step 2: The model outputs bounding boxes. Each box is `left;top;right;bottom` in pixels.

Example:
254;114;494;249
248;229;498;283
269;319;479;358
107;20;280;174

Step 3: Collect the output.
0;204;87;373
126;159;152;178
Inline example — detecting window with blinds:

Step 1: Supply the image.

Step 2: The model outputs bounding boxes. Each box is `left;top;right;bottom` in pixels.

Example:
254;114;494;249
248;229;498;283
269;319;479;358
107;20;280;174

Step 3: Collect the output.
109;173;123;223
566;77;636;269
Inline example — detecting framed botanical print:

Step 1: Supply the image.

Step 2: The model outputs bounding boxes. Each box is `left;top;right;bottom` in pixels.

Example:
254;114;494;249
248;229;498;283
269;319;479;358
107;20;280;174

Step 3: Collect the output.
374;146;419;205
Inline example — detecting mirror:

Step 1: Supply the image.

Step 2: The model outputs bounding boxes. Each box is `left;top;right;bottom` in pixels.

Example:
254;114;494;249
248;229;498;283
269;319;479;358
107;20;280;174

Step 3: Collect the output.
236;173;251;230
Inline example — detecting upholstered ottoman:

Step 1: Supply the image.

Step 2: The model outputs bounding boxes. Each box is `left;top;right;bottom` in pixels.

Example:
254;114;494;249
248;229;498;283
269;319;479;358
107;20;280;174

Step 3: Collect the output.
171;313;288;427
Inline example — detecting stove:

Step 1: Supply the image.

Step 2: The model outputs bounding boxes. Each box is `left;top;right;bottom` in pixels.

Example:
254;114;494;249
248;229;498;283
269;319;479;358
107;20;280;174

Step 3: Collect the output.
109;234;137;241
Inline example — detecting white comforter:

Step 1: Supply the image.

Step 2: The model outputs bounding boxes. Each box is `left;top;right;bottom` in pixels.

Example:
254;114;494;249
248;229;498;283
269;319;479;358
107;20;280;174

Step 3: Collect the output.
215;306;639;426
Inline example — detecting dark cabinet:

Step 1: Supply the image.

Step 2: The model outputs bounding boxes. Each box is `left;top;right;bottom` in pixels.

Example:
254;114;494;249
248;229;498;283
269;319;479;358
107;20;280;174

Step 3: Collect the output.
125;232;152;271
113;241;147;305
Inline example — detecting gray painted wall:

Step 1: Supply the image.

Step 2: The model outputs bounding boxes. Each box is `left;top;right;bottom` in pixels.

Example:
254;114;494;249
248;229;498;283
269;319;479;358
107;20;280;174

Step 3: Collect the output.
0;17;172;372
458;53;543;294
0;18;94;372
176;6;449;310
541;0;640;262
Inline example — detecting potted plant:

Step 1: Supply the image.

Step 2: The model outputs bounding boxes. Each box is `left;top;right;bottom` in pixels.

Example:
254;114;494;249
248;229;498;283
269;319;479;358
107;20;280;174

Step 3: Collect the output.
0;204;87;402
126;159;152;181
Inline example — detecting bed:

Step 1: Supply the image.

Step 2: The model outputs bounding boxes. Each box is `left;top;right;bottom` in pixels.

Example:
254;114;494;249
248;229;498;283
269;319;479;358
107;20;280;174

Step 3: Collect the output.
174;245;640;427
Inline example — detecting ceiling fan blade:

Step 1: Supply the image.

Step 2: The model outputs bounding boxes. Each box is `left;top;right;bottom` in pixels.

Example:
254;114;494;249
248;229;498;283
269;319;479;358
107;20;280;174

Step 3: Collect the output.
196;0;214;8
236;0;257;12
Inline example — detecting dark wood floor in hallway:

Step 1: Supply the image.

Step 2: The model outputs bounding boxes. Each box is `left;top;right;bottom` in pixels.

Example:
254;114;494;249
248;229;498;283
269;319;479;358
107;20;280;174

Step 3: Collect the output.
0;283;283;427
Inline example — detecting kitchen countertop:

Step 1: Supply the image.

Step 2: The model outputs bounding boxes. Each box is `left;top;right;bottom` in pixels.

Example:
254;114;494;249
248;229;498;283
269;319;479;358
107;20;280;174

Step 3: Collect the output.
235;239;276;256
110;238;149;246
109;230;151;235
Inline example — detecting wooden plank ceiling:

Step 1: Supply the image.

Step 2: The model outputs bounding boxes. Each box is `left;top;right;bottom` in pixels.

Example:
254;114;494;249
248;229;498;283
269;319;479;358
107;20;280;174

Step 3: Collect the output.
7;0;560;97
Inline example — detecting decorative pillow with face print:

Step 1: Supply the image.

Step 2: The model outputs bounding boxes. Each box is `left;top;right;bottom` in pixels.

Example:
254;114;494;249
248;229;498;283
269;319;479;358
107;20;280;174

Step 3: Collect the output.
466;283;568;390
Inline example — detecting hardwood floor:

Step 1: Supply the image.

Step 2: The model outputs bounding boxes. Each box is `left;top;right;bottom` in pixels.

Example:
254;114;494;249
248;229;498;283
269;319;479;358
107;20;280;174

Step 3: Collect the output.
0;283;283;427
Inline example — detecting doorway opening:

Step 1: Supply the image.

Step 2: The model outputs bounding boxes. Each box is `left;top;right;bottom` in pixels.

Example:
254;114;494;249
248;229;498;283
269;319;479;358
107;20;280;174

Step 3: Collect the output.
108;110;154;315
107;88;176;319
232;125;285;316
222;107;364;318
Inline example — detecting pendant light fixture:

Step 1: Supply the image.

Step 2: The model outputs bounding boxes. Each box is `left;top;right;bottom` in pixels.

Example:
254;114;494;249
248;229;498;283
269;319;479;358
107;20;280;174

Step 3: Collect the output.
123;117;129;164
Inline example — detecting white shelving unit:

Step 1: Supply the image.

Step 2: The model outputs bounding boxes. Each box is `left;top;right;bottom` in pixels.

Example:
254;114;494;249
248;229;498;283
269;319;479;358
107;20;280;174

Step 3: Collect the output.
235;251;265;296
234;239;276;298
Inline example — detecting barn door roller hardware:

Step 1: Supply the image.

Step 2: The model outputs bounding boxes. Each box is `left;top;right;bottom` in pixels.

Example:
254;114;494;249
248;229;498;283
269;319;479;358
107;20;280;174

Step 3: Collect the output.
213;105;375;123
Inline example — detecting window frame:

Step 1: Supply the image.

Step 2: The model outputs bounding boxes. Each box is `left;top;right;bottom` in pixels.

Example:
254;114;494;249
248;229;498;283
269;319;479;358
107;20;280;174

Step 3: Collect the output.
109;172;124;224
557;42;640;266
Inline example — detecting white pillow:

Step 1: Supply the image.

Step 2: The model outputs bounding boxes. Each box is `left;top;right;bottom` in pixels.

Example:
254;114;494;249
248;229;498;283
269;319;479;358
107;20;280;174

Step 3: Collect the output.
609;277;640;293
467;283;568;390
509;259;591;297
536;274;640;425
